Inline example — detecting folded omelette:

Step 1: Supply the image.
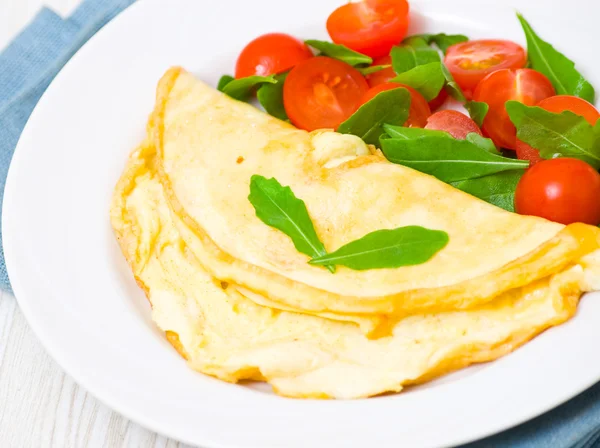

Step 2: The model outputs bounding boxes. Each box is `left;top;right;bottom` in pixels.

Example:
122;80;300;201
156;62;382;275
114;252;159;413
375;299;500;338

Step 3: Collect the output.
110;68;600;398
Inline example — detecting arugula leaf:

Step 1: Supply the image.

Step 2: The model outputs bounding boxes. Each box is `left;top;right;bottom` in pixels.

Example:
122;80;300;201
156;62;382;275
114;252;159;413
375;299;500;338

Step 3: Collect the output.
451;171;524;212
428;33;469;54
391;37;441;74
383;124;451;140
466;133;501;155
305;40;372;66
380;135;528;182
309;226;448;270
391;62;446;101
217;75;235;92
257;72;288;121
517;13;595;103
248;176;334;272
506;101;600;169
338;88;411;145
465;101;489;127
222;75;277;101
358;65;392;76
441;63;466;102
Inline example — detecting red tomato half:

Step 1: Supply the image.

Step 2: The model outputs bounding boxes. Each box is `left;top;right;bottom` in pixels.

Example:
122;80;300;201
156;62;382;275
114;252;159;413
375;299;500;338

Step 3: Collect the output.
473;69;555;150
445;40;527;98
515;158;600;225
327;0;410;58
424;110;482;139
235;33;313;79
283;56;369;131
360;82;431;127
516;95;600;166
366;55;395;87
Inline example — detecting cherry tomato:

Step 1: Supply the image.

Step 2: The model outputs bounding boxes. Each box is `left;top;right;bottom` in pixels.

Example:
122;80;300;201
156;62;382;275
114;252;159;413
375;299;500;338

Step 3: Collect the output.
428;89;449;111
327;0;410;58
516;95;600;166
360;82;431;127
473;68;555;150
235;33;314;79
283;56;369;131
515;158;600;225
424;110;482;139
445;40;527;98
366;55;395;87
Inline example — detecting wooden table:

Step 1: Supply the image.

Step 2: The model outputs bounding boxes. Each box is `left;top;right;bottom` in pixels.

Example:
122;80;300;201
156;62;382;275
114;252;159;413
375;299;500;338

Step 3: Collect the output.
0;1;190;446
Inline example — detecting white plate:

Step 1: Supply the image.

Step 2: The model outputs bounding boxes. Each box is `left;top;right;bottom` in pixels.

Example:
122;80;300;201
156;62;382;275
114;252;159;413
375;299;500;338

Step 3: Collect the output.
4;0;600;446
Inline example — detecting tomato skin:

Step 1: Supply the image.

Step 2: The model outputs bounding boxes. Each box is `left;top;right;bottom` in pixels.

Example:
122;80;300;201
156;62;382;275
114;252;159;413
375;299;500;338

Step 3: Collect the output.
360;82;431;127
428;89;449;111
515;95;600;166
445;40;527;97
473;68;555;150
235;33;313;79
366;55;395;87
424;110;482;139
283;56;369;131
327;0;410;58
515;158;600;225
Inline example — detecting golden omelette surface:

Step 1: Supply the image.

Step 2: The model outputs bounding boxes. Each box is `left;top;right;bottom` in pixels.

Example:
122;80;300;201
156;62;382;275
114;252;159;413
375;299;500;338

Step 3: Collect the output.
111;141;600;399
151;68;600;316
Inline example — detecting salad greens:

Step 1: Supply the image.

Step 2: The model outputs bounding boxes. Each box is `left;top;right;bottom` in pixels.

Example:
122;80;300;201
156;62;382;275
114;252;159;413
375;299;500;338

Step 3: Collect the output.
305;40;372;66
309;226;449;270
338;88;411;145
391;62;446;101
424;33;469;54
358;65;392;75
249;175;334;273
465;101;489;127
517;14;595;103
451;171;524;212
221;75;277;101
249;175;448;271
506;101;600;169
380;134;528;182
257;72;288;121
217;75;235;91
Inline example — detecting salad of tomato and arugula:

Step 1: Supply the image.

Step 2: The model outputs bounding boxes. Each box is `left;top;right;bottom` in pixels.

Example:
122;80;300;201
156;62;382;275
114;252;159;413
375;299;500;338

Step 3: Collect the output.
217;0;600;227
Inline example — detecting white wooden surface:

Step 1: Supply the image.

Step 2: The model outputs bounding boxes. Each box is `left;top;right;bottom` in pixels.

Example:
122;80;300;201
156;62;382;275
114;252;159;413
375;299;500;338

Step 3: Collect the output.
0;1;192;446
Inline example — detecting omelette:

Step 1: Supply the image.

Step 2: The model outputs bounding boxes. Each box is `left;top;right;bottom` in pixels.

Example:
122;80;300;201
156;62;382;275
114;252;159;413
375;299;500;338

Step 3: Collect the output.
110;67;600;398
150;68;600;318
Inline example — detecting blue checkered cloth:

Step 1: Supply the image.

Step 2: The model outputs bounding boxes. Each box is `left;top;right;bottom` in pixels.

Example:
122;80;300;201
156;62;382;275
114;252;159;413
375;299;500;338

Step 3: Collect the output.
1;1;600;446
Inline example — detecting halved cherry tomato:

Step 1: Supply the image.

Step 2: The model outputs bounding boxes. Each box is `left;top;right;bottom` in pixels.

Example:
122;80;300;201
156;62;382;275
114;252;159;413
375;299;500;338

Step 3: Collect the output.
284;56;369;131
235;33;314;79
473;68;555;150
445;40;526;98
424;110;482;139
428;89;449;111
515;158;600;225
366;55;395;87
360;82;431;127
327;0;410;58
516;95;600;166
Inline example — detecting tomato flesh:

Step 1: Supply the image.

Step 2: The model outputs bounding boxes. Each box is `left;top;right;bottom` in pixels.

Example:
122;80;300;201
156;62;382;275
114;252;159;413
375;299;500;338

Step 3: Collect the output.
516;95;600;166
235;33;313;79
366;55;396;87
445;40;526;98
473;68;555;150
424;110;482;140
284;56;369;131
360;82;431;128
327;0;410;58
515;158;600;225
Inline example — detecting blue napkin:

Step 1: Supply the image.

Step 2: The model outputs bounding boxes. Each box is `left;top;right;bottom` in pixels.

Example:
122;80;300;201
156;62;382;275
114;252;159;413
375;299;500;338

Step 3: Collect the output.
1;1;600;447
